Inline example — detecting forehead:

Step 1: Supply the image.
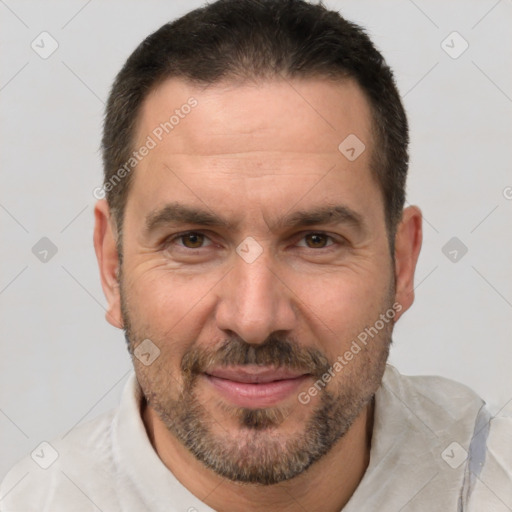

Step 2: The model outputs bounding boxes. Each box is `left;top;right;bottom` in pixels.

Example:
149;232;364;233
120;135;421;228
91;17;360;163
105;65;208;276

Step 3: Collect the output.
135;76;373;159
125;76;382;233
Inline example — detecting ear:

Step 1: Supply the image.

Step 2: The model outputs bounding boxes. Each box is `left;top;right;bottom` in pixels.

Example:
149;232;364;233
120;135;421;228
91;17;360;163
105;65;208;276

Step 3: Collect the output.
393;205;423;321
93;199;123;329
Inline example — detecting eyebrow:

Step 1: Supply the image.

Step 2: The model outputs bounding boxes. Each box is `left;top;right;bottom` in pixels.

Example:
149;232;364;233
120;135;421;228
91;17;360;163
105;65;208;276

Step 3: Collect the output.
145;203;229;233
144;202;366;235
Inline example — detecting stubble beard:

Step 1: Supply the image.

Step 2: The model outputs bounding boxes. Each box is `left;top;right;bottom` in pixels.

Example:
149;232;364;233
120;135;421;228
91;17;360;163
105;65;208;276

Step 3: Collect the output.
120;277;394;485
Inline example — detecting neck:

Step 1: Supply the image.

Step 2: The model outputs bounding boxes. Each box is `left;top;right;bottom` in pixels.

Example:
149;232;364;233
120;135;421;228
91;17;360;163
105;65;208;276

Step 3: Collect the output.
142;398;374;512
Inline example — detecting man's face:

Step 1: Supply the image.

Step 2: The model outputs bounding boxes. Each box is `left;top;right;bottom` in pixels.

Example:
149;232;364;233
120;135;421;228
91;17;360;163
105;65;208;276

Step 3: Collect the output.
115;77;399;484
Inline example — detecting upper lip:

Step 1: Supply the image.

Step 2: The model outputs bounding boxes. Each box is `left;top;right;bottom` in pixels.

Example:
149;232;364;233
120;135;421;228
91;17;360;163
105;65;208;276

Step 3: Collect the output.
205;366;309;384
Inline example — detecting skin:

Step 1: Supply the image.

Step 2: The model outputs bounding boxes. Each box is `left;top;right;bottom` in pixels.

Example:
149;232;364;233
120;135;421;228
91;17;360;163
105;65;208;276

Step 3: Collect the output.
94;77;422;511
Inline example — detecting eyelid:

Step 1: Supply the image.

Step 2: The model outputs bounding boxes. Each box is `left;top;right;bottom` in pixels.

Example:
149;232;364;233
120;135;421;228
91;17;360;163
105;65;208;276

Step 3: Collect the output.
294;230;348;249
294;232;335;248
162;230;345;250
164;230;214;249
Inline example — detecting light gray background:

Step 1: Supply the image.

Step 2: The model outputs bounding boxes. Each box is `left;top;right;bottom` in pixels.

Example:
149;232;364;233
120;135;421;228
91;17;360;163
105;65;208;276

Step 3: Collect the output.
1;0;511;481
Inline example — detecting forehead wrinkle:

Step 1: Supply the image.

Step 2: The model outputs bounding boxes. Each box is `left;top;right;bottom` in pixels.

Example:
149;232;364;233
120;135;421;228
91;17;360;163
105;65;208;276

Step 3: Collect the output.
267;204;367;234
144;201;367;237
144;202;235;234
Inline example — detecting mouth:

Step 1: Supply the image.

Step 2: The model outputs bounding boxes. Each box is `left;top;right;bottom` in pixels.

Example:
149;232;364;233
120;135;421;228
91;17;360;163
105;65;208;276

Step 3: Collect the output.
203;366;311;408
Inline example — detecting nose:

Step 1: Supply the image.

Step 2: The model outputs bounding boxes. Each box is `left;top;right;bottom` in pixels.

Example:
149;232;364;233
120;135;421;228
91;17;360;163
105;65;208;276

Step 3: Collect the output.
214;249;297;345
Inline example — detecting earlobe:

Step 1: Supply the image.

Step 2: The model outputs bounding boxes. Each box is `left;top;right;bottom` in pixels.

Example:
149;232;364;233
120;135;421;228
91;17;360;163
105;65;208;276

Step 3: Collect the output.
93;200;124;329
393;206;423;321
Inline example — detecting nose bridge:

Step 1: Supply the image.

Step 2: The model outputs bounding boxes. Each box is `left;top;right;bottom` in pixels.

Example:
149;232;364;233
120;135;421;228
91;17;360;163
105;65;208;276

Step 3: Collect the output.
215;249;296;344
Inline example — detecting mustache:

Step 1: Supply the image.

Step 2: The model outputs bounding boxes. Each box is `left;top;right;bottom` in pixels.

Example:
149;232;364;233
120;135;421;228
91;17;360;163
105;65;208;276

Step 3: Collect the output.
181;335;332;379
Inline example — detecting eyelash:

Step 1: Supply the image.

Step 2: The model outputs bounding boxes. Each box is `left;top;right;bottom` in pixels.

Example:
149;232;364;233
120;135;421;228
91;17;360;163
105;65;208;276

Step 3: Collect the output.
163;231;342;251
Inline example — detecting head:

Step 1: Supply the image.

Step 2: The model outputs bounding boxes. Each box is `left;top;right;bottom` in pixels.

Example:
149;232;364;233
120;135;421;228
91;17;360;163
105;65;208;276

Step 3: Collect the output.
94;0;422;485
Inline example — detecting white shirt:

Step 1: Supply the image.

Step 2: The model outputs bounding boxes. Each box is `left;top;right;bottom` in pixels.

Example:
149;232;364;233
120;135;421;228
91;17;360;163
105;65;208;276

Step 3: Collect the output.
1;365;511;511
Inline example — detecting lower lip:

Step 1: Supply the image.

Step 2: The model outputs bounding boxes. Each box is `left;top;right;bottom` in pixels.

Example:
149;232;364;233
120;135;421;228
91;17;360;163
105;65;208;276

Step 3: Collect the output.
204;374;310;408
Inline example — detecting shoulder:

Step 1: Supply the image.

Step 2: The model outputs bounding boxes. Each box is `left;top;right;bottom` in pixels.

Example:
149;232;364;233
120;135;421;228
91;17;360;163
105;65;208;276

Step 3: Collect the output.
379;365;512;509
380;364;488;430
0;408;118;510
467;412;512;510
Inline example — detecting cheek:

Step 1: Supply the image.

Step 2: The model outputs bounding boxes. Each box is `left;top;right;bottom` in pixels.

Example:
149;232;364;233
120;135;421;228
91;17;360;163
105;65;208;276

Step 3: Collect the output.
123;272;207;386
124;267;223;340
294;267;392;351
300;265;389;313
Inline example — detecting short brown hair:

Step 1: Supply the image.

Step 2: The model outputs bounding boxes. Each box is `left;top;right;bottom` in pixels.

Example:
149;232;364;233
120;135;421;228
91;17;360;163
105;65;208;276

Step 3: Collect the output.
102;0;409;244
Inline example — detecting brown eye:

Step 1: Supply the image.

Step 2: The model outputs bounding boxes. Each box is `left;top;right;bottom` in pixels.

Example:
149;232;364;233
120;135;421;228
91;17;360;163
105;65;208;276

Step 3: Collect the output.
303;233;331;248
180;232;205;248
